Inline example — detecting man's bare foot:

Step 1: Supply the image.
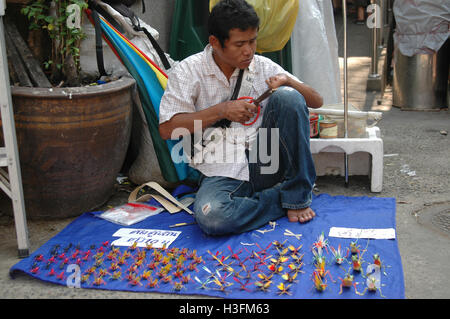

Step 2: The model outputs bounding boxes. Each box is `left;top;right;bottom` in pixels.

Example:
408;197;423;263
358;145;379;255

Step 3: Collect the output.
287;207;316;223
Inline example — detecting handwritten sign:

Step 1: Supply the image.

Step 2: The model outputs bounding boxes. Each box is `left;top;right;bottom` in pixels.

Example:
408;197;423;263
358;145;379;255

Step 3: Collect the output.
328;227;396;239
111;228;181;248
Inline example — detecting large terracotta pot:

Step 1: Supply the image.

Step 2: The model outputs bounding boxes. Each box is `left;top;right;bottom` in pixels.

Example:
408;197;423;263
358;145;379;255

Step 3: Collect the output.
9;77;135;219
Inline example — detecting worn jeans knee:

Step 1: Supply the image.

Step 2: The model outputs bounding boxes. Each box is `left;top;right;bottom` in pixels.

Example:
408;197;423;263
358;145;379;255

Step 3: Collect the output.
268;86;308;115
193;177;241;235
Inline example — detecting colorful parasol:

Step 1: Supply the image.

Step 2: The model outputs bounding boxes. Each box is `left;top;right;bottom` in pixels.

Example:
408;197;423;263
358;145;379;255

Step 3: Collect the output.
86;9;198;183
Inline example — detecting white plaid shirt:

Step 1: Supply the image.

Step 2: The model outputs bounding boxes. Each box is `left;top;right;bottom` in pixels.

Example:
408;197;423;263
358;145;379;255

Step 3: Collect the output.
159;44;300;181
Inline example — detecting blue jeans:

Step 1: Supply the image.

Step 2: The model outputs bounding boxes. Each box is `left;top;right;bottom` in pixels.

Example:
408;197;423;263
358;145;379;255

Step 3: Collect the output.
193;87;316;235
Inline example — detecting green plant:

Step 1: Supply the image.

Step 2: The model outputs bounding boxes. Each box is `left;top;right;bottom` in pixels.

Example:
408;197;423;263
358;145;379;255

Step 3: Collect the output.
21;0;88;86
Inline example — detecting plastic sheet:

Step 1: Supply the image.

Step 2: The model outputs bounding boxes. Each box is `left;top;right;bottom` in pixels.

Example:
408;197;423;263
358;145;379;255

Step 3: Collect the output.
209;0;299;53
393;0;450;56
99;202;164;226
290;0;342;105
10;191;405;299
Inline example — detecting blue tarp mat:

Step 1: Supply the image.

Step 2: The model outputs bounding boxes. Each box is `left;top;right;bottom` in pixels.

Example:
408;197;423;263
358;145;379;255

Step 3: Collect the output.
10;190;404;299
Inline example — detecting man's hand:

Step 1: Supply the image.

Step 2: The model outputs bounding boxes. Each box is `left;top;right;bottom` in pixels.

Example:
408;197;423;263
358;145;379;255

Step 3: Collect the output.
223;99;258;124
266;73;323;108
266;74;290;89
159;99;259;140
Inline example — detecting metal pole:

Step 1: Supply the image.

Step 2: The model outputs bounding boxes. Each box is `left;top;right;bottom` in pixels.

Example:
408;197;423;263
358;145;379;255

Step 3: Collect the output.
342;0;349;186
387;0;392;26
378;0;384;48
383;0;389;27
369;0;380;78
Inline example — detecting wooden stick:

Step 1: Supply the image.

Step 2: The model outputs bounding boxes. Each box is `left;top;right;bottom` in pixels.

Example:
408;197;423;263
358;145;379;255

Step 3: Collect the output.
4;27;32;87
169;222;197;228
4;17;52;88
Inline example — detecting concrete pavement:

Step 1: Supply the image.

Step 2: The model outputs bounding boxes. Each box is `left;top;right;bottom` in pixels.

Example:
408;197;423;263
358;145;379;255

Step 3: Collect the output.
0;9;449;300
323;11;450;299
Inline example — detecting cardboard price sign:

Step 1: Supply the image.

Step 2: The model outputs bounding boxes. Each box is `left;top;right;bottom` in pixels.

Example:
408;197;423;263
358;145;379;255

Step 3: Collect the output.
111;228;181;248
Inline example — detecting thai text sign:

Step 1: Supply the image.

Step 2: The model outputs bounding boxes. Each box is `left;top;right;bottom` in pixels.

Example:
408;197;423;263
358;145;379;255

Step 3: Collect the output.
111;228;181;248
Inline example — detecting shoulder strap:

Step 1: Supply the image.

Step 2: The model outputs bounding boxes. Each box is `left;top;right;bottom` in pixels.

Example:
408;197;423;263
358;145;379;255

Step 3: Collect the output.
211;69;245;128
140;27;172;70
231;69;245;100
93;4;125;33
109;3;172;70
91;9;109;77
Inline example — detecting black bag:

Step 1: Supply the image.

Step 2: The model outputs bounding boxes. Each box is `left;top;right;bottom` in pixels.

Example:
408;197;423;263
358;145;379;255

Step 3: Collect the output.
103;0;138;8
103;0;145;13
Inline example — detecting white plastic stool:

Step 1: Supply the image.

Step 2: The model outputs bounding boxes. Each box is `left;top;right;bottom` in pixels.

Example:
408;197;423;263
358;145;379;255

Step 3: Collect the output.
310;126;383;192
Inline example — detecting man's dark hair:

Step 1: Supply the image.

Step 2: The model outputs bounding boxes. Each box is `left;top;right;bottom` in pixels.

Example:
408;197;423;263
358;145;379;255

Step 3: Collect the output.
208;0;260;47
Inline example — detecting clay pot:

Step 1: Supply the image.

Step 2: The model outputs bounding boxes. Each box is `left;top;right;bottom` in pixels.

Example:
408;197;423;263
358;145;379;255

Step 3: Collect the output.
8;77;135;219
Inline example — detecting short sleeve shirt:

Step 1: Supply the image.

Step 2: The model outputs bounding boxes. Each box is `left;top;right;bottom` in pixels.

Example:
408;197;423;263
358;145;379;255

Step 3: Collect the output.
159;44;301;181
